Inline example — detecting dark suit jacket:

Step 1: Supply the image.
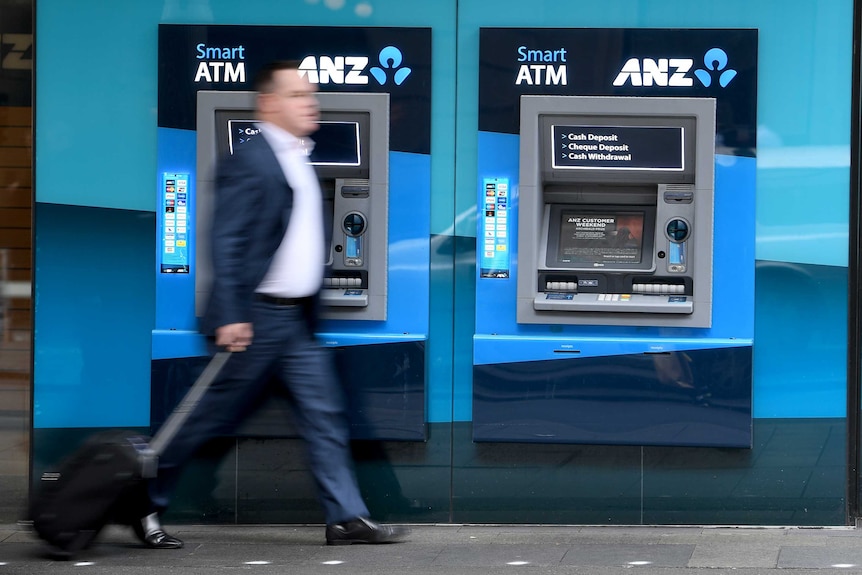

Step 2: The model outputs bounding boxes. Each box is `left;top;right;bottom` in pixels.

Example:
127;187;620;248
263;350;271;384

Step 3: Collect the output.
200;132;320;336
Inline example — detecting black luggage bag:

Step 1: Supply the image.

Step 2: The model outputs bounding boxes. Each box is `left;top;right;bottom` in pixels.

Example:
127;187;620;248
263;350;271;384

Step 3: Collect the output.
29;431;152;554
29;352;231;556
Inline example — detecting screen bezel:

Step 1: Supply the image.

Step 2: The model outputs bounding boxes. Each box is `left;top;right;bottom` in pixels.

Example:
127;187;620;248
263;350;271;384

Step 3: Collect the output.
543;203;657;272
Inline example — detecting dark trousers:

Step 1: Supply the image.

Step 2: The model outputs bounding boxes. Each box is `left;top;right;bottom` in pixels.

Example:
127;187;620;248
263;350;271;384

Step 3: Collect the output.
149;300;369;524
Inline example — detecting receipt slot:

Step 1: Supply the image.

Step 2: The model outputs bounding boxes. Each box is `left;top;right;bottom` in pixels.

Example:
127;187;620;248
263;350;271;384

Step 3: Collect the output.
196;91;389;321
517;96;715;328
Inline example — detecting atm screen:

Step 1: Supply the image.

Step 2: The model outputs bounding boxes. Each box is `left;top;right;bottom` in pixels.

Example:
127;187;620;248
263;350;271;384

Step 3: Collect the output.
215;109;368;180
226;119;260;154
539;113;697;185
558;210;644;265
545;204;656;271
551;125;684;171
221;118;361;165
309;122;361;166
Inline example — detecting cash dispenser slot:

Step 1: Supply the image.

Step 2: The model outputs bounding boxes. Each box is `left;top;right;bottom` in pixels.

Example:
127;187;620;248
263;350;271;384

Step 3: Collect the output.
538;273;691;295
321;270;369;307
536;268;693;313
535;279;693;314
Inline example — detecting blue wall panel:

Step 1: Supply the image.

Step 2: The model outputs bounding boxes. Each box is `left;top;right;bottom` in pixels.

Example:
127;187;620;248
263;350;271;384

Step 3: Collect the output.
33;203;155;428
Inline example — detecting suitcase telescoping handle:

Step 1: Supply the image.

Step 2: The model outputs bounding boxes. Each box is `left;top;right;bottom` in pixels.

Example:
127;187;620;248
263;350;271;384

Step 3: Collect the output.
148;351;232;457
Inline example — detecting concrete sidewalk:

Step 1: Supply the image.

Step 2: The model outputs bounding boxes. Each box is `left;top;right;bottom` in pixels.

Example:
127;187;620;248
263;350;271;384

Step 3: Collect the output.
3;523;862;574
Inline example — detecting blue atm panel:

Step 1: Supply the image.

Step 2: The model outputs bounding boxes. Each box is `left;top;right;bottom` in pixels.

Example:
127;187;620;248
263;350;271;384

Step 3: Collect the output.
155;25;433;442
474;28;757;448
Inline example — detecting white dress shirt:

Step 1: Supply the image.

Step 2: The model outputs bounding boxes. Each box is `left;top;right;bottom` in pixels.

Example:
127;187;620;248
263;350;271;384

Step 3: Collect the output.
255;122;325;298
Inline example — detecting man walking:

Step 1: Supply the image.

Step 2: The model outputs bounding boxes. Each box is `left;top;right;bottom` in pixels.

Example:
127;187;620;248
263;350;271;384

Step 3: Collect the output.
137;61;408;548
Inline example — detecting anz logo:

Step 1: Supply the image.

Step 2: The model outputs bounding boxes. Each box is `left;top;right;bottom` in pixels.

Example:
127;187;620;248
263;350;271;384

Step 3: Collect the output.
613;48;737;88
299;46;412;86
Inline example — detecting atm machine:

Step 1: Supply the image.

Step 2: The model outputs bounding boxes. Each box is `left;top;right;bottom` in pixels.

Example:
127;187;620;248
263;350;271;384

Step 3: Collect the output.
153;89;427;441
473;94;753;448
195;91;389;321
517;95;714;328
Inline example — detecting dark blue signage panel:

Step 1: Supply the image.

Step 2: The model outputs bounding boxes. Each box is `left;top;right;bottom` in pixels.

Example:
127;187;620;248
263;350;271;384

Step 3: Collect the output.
158;24;432;154
478;27;758;156
155;24;434;440
475;27;757;447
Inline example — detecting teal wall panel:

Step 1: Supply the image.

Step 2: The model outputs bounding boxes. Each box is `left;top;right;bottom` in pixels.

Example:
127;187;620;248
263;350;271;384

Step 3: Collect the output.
33;203;155;428
35;0;457;233
36;2;160;212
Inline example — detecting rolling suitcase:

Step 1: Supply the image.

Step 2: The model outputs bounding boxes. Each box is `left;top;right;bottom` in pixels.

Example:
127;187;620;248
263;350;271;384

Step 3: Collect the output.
29;351;231;556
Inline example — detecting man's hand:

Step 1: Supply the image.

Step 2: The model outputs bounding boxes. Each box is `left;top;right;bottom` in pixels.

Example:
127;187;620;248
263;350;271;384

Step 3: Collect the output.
216;323;254;352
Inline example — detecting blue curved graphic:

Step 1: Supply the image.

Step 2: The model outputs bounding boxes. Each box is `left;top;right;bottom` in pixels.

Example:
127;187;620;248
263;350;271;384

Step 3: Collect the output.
393;67;412;85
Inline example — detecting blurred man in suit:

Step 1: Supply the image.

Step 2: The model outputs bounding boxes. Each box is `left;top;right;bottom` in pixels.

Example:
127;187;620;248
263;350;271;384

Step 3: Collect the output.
138;61;408;548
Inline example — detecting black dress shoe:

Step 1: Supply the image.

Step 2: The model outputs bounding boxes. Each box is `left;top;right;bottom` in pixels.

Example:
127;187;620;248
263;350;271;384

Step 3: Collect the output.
141;529;185;549
131;512;185;549
325;517;409;545
132;519;184;549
